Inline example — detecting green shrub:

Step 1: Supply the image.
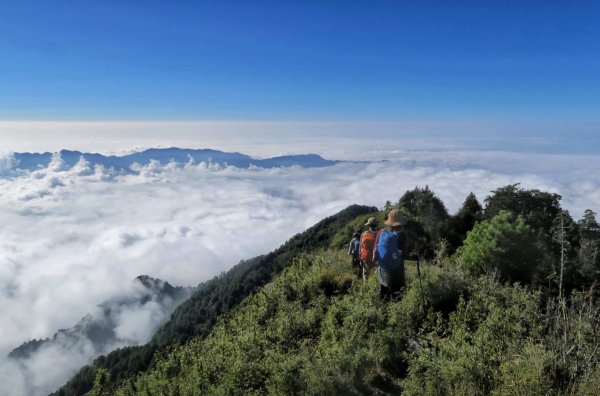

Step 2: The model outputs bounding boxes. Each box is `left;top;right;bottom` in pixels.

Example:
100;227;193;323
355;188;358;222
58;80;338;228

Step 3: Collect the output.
455;210;543;284
422;264;468;316
402;275;543;395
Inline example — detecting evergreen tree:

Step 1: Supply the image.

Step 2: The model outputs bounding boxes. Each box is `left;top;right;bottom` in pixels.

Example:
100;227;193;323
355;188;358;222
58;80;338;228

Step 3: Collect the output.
456;210;543;284
398;186;450;256
577;209;600;285
579;209;600;240
383;200;393;213
484;183;562;232
445;192;483;254
89;369;113;396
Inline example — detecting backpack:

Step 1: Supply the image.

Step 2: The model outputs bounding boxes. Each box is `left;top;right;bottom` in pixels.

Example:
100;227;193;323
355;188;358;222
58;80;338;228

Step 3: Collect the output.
376;230;404;270
360;231;376;263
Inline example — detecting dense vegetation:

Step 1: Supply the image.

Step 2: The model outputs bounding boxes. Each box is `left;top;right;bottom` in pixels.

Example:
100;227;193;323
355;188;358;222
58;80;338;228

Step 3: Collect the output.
53;205;377;396
92;249;600;395
57;184;600;395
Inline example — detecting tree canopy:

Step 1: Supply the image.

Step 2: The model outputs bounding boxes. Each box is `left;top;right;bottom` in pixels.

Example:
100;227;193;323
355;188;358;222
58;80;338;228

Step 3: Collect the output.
456;210;543;283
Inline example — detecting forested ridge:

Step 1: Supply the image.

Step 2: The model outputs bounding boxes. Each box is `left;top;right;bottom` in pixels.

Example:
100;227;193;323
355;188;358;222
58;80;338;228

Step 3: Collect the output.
56;184;600;395
53;205;377;396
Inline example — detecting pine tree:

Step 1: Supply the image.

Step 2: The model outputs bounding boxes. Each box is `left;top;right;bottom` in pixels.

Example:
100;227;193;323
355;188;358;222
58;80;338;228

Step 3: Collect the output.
484;184;562;232
398;186;449;255
445;192;483;254
577;209;600;285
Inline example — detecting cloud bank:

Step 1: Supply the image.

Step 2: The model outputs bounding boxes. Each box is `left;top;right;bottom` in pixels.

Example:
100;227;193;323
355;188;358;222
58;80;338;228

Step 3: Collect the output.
3;276;190;396
0;147;599;395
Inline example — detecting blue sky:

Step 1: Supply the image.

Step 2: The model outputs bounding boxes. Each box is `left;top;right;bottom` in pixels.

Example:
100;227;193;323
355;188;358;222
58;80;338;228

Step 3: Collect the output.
0;1;599;135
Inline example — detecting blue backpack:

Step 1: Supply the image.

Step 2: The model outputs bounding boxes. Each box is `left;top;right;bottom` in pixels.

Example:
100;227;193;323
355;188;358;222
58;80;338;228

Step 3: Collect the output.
376;230;404;270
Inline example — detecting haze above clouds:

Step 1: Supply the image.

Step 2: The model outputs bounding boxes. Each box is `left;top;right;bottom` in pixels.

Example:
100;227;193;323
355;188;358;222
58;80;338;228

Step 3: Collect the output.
0;142;599;395
1;120;599;156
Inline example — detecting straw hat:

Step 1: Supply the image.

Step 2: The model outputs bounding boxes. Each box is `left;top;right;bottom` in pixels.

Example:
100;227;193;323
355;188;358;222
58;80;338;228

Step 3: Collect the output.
384;209;404;227
364;217;377;227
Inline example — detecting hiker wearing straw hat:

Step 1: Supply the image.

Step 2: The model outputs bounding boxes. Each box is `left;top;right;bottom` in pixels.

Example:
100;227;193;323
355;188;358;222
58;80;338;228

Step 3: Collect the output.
359;217;378;280
373;209;407;300
348;229;362;277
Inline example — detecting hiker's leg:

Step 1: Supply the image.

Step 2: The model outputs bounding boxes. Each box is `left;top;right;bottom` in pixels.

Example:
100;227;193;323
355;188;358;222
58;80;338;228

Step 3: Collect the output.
353;259;361;278
391;270;406;300
390;284;402;300
400;268;406;289
379;284;388;300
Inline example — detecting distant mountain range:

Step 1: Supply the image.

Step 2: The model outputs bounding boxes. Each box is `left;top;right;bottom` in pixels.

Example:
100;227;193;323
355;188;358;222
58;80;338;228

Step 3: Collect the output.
10;148;340;172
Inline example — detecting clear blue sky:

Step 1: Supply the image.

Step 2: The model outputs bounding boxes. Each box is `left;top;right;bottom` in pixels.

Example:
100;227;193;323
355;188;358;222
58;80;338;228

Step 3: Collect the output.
1;1;599;127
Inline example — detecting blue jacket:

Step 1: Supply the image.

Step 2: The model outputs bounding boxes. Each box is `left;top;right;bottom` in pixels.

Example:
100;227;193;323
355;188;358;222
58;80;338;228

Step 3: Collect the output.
348;237;360;260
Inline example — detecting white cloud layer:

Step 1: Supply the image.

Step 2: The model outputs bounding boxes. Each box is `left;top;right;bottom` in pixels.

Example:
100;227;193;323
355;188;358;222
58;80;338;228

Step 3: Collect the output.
0;277;187;396
0;146;599;395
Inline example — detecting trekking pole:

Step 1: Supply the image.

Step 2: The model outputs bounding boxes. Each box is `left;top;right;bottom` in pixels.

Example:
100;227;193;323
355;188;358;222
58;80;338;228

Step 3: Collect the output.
415;245;425;311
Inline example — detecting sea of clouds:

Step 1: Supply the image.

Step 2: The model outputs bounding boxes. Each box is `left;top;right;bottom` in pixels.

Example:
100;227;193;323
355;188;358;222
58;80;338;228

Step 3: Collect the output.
0;145;599;395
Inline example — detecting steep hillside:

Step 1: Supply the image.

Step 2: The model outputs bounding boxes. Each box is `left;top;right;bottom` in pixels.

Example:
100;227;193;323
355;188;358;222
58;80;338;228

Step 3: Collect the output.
52;204;377;396
55;184;600;395
100;249;600;395
94;251;600;396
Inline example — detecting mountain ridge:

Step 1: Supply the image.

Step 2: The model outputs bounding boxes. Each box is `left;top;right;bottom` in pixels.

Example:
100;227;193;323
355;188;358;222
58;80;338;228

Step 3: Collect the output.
9;275;193;360
8;148;340;172
7;276;193;396
51;185;600;395
51;204;377;396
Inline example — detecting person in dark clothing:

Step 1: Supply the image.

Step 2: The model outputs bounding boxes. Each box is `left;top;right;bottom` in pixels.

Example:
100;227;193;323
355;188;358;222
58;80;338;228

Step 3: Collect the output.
348;230;362;277
373;209;407;301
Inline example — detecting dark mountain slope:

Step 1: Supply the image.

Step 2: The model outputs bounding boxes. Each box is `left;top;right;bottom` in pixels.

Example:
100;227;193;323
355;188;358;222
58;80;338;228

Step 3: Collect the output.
9;276;191;361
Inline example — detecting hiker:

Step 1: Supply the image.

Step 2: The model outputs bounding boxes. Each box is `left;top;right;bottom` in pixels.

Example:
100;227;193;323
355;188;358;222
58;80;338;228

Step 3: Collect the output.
373;209;407;300
348;230;362;277
359;217;378;280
